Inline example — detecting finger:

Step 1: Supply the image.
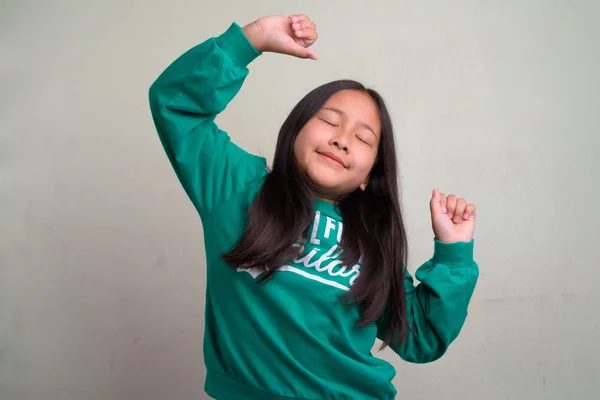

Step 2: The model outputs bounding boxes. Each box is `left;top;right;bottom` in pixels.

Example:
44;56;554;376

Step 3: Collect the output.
439;192;447;214
291;18;316;32
290;14;311;23
463;204;476;220
453;198;467;223
305;48;318;60
293;27;318;41
446;194;457;217
430;189;443;216
289;43;318;60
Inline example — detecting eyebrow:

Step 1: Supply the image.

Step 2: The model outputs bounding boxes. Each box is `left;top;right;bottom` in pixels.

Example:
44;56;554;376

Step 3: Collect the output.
321;107;378;138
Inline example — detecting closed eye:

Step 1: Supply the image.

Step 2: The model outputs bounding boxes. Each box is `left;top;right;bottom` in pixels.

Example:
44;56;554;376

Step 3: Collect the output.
356;135;371;146
319;118;338;127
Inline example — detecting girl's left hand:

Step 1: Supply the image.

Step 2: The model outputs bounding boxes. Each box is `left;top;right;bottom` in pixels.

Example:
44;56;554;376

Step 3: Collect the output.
429;189;477;243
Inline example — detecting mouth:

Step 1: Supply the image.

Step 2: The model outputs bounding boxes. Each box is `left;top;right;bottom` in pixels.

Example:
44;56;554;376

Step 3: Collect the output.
317;151;347;168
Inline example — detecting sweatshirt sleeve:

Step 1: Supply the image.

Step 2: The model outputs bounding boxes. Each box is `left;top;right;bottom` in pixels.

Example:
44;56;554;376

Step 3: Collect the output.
148;22;267;219
376;239;479;363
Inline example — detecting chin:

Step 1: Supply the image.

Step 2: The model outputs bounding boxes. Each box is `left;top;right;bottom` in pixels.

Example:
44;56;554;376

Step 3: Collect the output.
305;169;346;197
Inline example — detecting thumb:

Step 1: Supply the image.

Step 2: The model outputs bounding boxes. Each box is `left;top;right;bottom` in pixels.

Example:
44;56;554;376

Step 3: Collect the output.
429;189;443;217
288;42;317;60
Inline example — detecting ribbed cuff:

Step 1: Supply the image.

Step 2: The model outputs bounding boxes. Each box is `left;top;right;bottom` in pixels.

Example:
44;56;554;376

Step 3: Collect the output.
216;22;261;67
432;238;475;265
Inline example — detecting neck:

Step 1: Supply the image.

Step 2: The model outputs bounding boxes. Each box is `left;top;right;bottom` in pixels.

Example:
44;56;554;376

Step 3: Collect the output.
315;196;336;204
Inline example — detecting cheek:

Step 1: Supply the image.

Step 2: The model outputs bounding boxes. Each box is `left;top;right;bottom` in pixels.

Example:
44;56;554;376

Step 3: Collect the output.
294;128;320;158
353;149;378;175
293;131;312;168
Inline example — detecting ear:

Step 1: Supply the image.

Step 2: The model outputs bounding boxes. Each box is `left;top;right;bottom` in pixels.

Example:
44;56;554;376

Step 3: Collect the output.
359;177;370;191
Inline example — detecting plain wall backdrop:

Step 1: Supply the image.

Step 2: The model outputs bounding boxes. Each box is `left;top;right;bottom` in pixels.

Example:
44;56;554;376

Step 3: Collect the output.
1;0;599;399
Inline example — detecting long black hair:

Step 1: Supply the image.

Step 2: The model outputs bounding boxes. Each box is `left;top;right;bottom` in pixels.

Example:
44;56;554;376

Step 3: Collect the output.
222;80;409;349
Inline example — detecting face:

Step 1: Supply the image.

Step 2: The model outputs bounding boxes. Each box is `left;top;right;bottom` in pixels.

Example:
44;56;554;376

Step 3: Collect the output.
293;89;381;200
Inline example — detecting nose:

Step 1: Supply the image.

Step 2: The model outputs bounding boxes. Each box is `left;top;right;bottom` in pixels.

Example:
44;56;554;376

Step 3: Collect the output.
330;132;350;152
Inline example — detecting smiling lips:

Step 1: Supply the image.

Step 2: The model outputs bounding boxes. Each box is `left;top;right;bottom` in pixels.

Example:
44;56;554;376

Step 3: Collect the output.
318;151;347;168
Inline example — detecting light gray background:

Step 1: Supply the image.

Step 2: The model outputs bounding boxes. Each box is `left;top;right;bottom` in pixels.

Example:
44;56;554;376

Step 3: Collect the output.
1;0;598;399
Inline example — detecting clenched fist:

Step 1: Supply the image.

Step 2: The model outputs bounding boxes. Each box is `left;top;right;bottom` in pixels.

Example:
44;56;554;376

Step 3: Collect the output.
243;14;319;60
430;189;477;243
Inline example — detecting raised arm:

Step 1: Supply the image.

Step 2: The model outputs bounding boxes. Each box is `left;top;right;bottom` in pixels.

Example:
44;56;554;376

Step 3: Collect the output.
378;239;479;363
148;23;266;219
378;189;480;362
149;16;318;218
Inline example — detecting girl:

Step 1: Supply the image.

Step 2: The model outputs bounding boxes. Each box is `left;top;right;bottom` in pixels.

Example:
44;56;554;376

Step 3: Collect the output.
149;14;479;400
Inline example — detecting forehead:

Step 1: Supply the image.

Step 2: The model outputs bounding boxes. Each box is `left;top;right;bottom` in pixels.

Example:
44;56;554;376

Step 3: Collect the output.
321;90;381;134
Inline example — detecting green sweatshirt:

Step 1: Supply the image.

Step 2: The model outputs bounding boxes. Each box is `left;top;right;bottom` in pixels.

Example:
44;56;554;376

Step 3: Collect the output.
149;22;479;400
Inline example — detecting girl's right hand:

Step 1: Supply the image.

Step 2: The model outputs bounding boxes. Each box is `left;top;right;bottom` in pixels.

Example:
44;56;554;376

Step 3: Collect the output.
243;15;318;60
